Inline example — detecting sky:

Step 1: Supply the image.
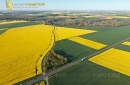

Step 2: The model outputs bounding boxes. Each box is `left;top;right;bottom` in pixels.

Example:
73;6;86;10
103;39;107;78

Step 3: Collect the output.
1;0;130;11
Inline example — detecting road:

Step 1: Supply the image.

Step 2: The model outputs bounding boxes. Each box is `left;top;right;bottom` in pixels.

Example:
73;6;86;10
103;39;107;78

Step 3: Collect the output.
23;34;130;85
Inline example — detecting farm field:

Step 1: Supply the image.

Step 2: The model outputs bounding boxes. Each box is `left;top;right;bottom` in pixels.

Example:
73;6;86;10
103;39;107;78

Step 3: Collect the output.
33;80;45;85
115;41;130;52
1;9;130;85
0;21;40;35
1;20;130;85
0;21;40;29
49;26;130;85
115;44;130;52
89;48;130;76
51;12;62;14
99;16;130;20
83;16;96;18
83;16;102;20
47;16;71;18
83;15;130;19
81;26;130;45
49;44;130;85
0;29;7;35
0;22;54;85
0;21;28;25
55;27;96;41
122;41;130;46
49;59;130;85
0;21;35;34
53;39;97;61
113;16;130;19
53;27;104;62
0;21;100;85
69;37;107;50
53;26;130;62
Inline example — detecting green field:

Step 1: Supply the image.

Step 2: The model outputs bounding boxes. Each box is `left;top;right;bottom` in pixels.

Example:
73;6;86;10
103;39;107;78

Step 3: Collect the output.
115;44;130;52
53;39;97;62
49;60;130;85
0;21;40;29
113;18;130;20
54;26;130;62
1;21;130;85
0;30;7;34
85;17;101;20
50;26;130;85
115;39;130;51
81;26;130;45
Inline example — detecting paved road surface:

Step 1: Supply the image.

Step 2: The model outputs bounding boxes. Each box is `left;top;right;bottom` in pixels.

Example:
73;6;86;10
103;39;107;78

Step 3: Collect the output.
23;35;130;85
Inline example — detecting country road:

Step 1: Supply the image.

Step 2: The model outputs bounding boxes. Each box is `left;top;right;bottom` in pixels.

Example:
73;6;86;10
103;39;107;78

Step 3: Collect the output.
23;32;130;85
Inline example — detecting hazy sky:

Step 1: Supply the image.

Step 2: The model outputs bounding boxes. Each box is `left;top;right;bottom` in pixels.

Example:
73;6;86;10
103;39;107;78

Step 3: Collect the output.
1;0;130;11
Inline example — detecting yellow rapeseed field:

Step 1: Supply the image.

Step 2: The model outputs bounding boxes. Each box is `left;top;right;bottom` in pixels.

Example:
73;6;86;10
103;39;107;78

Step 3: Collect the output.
69;37;107;50
113;16;130;19
122;41;130;46
39;81;45;85
89;48;130;76
0;21;98;85
0;21;28;25
83;16;95;18
55;27;96;41
0;24;54;85
35;81;45;85
51;12;62;14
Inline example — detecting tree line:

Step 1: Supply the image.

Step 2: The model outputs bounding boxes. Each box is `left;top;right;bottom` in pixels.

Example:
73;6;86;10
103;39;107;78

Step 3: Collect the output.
1;14;130;27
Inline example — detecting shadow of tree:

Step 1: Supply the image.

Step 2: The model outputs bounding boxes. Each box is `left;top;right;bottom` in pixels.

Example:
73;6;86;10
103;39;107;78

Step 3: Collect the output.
55;49;73;62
